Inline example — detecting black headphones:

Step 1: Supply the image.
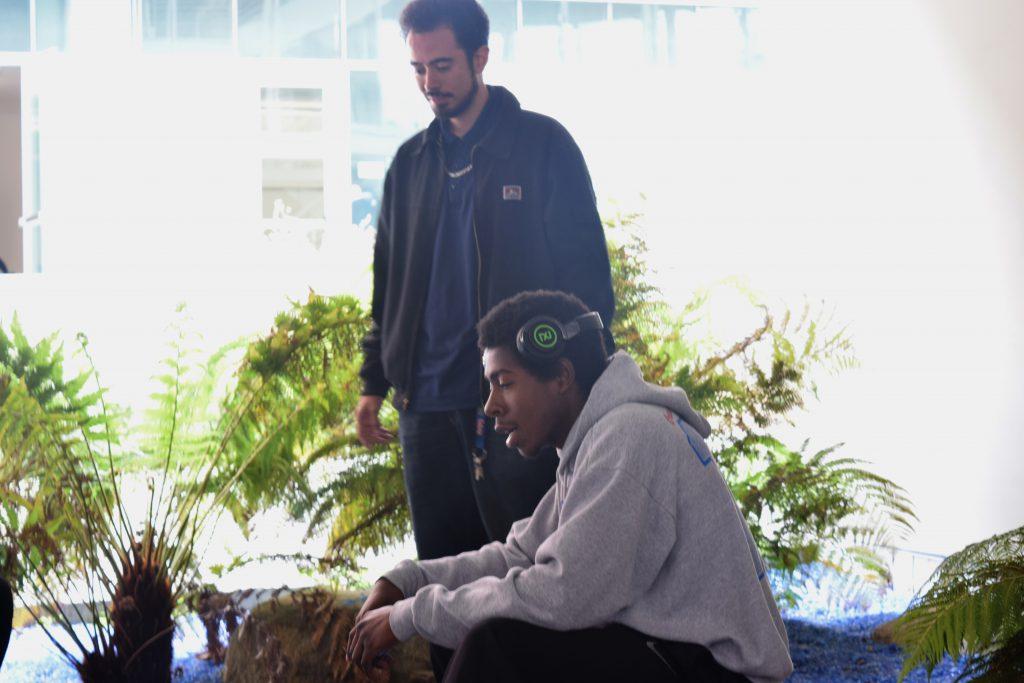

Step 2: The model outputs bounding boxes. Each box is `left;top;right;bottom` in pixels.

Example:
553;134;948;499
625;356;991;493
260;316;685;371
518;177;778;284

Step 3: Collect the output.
515;311;604;361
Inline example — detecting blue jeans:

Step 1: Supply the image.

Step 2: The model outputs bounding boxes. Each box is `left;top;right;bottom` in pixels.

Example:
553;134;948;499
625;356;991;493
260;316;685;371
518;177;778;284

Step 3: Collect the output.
397;408;558;560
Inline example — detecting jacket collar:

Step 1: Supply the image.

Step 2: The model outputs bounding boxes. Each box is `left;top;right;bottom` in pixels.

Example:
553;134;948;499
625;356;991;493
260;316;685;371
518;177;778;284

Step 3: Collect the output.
412;85;520;160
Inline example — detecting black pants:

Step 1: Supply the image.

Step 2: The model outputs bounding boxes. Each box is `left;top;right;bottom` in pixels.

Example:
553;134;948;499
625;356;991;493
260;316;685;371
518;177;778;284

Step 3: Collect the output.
440;619;751;683
397;409;557;679
1;576;12;670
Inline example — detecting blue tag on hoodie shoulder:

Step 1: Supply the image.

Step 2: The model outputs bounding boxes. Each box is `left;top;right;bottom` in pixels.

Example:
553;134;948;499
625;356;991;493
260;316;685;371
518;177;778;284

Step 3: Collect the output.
664;410;713;467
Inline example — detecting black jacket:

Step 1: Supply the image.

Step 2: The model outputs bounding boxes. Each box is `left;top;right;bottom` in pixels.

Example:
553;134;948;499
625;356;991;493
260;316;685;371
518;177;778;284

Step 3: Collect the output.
359;86;615;407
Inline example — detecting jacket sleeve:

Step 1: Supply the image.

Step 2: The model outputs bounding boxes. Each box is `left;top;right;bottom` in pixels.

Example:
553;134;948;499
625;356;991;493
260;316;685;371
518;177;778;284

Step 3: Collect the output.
542;124;616;351
358;163;394;397
387;425;676;648
383;486;558;604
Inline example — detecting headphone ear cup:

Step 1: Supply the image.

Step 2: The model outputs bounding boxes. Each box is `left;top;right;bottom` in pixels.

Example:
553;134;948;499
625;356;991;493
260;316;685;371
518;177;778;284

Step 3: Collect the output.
516;317;565;361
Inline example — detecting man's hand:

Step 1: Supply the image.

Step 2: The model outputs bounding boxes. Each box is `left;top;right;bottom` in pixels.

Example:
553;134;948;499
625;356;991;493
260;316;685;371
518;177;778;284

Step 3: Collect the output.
355;577;404;624
355;395;395;446
346;605;399;674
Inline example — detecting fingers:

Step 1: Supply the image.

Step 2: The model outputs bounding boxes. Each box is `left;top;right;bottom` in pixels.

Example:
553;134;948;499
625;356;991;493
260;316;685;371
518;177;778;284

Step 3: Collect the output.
347;616;393;675
357;425;395;446
355;400;395;446
347;633;363;668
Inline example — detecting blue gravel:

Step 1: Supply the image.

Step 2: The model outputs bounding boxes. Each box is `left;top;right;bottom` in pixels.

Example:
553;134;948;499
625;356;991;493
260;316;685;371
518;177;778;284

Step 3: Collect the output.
785;614;964;682
1;613;966;681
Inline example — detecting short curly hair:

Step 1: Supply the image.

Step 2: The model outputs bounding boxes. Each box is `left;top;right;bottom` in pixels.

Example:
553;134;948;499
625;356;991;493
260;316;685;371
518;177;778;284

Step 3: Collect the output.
399;0;489;63
477;290;609;396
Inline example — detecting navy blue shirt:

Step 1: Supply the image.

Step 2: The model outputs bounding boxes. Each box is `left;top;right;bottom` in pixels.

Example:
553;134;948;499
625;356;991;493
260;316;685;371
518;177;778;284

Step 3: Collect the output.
410;87;501;411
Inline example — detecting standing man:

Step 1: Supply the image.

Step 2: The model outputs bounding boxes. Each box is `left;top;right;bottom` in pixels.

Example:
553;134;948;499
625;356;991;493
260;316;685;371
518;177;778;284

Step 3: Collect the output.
356;0;614;567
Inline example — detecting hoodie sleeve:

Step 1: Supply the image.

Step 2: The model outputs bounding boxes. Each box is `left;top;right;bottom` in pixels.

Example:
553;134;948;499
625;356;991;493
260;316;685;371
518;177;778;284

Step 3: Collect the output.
388;423;676;648
384;487;559;639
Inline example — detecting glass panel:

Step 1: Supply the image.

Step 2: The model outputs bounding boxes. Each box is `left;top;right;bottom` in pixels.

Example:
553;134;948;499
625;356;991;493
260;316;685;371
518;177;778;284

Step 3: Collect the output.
567;2;605;26
610;3;645;62
351;153;388;229
521;0;561;63
737;8;764;69
36;0;70;51
610;3;713;64
565;2;609;63
350;71;383;126
262;159;326;219
142;0;232;51
522;0;560;27
347;0;405;60
261;87;324;133
239;0;341;59
480;0;517;61
0;0;31;51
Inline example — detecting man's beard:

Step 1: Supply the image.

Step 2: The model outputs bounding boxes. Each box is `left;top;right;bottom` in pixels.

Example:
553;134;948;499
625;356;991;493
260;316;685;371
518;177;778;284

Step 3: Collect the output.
432;77;478;120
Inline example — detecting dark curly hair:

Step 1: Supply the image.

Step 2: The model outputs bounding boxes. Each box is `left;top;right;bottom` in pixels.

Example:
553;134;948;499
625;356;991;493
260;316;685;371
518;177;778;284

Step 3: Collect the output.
477;290;609;396
399;0;489;63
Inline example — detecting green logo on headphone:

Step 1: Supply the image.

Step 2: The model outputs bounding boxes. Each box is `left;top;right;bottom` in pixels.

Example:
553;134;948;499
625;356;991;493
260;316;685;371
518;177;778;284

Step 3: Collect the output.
533;324;559;349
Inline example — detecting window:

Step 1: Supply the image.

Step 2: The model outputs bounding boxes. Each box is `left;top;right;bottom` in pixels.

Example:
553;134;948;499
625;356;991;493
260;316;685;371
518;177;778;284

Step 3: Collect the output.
0;0;31;51
351;154;387;229
261;87;324;133
521;0;562;63
36;0;70;51
142;0;233;52
565;2;611;63
346;0;404;60
262;159;325;219
239;0;341;59
480;0;517;61
350;71;383;126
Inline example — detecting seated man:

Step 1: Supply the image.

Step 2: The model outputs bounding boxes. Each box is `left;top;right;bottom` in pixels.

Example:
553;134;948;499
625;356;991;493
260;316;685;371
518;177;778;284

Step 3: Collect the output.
347;290;793;683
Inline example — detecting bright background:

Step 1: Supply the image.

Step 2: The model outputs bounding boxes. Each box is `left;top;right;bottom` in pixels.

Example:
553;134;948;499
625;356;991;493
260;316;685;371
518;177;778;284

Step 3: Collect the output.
0;0;1021;590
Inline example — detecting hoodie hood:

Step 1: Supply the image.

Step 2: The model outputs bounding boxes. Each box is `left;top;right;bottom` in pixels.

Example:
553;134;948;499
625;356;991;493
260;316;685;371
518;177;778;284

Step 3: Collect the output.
559;351;711;465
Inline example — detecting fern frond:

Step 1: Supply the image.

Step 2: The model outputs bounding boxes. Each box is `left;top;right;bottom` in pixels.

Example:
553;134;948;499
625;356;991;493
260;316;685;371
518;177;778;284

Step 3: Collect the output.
894;525;1024;681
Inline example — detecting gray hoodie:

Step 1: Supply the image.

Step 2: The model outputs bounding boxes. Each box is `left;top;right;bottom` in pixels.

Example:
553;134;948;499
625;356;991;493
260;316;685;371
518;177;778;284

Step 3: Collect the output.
385;351;794;682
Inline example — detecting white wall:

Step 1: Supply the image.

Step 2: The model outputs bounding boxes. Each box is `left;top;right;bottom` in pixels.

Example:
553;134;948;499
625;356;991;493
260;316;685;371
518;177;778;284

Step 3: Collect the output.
0;66;22;273
922;0;1024;546
500;0;1023;555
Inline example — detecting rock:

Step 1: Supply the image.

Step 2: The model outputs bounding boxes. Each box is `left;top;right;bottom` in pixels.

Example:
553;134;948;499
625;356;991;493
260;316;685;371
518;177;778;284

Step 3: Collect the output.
222;588;433;683
870;616;900;644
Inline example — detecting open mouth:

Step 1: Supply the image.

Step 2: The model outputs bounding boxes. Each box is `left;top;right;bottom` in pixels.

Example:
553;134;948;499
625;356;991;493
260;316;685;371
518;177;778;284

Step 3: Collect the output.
495;423;520;447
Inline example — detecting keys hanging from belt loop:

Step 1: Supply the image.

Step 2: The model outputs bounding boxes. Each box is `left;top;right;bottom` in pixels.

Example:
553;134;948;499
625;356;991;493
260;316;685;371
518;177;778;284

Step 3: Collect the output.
472;408;488;481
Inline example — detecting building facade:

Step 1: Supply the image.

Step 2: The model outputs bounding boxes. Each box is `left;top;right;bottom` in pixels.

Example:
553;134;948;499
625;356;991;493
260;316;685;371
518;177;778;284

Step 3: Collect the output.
0;0;759;276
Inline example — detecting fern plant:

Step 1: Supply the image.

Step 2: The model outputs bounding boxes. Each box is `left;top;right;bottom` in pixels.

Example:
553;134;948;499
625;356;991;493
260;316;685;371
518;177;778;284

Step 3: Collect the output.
604;208;915;596
0;317;115;588
0;293;408;681
894;525;1024;681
